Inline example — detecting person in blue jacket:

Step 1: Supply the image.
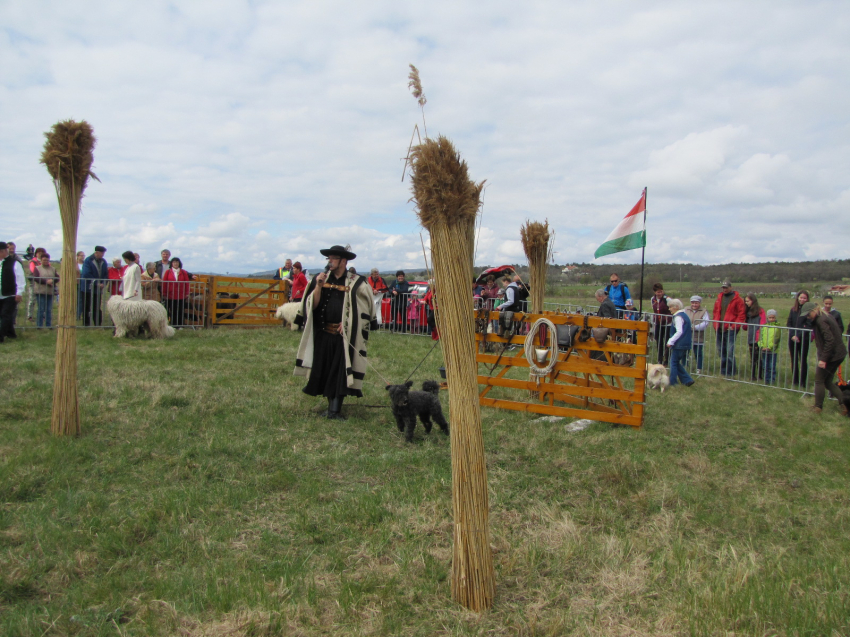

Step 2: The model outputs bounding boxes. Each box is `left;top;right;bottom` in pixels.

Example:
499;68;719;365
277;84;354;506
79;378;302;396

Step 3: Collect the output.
605;273;632;317
80;246;110;326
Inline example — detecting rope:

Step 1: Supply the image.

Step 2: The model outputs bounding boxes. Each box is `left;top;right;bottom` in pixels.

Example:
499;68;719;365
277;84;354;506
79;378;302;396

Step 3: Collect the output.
523;317;559;382
404;338;440;383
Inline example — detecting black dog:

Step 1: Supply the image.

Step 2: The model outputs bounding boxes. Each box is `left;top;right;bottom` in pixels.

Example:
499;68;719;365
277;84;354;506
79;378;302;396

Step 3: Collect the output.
385;380;450;442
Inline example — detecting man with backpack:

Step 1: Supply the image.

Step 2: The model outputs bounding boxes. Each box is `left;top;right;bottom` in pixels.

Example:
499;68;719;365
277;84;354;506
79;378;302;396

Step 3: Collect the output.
605;273;631;317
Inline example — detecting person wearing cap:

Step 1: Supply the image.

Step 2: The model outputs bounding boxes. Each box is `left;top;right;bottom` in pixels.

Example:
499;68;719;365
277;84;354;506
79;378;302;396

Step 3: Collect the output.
0;241;27;342
684;295;710;374
294;245;377;420
665;299;695;387
712;280;746;376
80;246;110;326
799;301;848;415
758;309;782;385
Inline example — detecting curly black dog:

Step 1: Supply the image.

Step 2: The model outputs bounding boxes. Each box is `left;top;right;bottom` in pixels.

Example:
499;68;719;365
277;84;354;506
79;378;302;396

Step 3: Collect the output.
385;380;450;442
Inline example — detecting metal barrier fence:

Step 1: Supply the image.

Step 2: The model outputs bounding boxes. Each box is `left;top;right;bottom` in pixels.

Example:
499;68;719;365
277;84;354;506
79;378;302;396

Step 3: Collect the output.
19;281;849;395
639;311;850;394
18;277;209;330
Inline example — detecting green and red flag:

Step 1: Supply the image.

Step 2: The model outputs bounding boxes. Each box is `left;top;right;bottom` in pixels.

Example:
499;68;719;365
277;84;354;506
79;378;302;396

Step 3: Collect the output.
594;188;647;258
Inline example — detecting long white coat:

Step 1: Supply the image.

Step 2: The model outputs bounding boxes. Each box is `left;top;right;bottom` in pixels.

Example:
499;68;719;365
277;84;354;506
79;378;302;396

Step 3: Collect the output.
293;270;377;394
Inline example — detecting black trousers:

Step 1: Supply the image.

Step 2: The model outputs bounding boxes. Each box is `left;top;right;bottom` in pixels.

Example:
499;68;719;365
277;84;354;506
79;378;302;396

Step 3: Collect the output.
83;289;104;326
0;296;18;340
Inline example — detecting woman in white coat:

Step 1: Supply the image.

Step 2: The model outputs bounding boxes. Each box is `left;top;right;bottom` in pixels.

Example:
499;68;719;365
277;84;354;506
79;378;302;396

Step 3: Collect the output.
121;251;142;301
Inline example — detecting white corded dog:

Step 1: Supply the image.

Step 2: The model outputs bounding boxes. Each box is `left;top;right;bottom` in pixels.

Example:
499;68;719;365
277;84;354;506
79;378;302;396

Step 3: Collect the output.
107;296;175;339
646;363;670;392
275;301;301;331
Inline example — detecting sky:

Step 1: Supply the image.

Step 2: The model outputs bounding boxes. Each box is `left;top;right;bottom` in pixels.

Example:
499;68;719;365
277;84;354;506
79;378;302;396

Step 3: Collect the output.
2;1;849;274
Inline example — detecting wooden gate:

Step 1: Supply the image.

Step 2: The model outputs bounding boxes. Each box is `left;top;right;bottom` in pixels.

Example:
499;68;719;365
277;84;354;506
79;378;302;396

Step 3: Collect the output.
203;275;290;327
475;311;649;428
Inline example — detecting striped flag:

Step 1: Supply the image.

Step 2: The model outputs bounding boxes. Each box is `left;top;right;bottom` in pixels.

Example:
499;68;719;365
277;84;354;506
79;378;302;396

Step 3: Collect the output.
594;189;647;258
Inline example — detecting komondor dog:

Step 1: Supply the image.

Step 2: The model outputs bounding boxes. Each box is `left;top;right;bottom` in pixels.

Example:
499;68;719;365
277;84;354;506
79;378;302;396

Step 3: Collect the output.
275;301;301;331
107;296;175;339
646;363;670;393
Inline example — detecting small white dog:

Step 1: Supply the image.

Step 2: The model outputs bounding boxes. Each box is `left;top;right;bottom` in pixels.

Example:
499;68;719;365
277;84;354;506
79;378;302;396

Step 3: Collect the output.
646;364;670;392
275;301;301;331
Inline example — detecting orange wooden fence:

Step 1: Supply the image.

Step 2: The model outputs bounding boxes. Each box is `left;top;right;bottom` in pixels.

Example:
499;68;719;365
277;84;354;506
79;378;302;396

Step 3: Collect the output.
475;311;649;428
197;275;290;327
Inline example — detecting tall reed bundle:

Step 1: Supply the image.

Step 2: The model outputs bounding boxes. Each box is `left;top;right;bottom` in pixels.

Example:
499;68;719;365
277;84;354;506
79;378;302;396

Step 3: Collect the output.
520;220;554;314
41;120;98;437
410;135;494;611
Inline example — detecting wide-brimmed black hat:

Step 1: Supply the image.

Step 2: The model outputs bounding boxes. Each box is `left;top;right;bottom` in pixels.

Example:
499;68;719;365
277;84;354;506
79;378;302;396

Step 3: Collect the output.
320;245;356;260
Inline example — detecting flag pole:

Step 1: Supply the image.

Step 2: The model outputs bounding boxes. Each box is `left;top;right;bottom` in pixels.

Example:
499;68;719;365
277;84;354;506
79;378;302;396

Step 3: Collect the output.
638;187;647;316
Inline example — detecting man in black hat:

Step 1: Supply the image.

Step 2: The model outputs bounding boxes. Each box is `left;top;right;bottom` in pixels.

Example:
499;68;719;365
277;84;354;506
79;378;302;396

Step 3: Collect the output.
294;245;377;419
80;246;110;326
0;242;27;342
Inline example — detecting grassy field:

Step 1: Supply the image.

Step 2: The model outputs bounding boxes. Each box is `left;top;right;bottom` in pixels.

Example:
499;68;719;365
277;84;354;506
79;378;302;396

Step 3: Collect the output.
2;326;850;636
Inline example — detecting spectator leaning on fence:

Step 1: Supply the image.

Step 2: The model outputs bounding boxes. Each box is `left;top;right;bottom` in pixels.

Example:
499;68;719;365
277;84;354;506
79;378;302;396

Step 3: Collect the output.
787;290;811;387
595;288;618;319
651;283;673;366
684;296;710;374
108;258;126;296
744;293;767;382
0;242;26;342
161;257;193;327
666;299;695;388
712;280;746;377
141;262;161;302
389;270;411;333
759;309;782;385
81;246;110;327
799;302;848;416
31;252;58;328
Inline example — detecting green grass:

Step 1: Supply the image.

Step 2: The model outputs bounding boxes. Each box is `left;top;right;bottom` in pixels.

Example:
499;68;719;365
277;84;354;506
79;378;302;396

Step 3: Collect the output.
2;327;850;636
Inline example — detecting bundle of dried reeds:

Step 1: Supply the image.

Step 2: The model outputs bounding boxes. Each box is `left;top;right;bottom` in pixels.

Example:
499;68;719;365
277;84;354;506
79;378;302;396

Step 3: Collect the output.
41;120;98;437
520;220;553;314
410;135;494;611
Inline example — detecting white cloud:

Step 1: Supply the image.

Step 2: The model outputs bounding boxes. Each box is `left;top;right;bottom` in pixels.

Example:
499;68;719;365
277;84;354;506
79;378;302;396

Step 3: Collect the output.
1;0;849;271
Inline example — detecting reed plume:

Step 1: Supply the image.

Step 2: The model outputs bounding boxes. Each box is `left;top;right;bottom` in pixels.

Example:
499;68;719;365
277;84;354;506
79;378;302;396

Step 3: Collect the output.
410;135;494;611
408;64;428;136
520;220;554;314
41;120;98;437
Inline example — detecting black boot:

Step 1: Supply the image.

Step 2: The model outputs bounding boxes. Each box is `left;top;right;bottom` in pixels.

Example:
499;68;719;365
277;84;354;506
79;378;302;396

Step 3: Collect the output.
326;396;346;420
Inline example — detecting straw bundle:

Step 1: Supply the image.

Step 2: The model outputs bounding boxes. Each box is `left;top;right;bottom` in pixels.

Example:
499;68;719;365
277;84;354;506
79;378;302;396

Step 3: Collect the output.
520;220;553;314
410;136;494;611
40;120;98;437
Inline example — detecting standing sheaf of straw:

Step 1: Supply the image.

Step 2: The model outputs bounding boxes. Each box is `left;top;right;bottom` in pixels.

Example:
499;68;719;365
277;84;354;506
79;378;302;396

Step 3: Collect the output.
520;220;554;314
41;120;98;437
410;136;494;612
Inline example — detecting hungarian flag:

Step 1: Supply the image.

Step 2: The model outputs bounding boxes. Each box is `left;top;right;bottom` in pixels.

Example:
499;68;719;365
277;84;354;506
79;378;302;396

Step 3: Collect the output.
594;189;647;258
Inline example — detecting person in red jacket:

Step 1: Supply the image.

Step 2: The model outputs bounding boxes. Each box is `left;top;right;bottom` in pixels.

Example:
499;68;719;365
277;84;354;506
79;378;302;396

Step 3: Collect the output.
290;262;308;303
161;257;194;327
712;280;746;376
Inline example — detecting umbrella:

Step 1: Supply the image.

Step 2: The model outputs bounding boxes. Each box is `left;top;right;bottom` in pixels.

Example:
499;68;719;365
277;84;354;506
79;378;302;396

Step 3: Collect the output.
475;265;515;284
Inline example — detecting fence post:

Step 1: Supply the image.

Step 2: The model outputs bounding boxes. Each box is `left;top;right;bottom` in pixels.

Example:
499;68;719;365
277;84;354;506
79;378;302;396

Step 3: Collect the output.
204;276;216;328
